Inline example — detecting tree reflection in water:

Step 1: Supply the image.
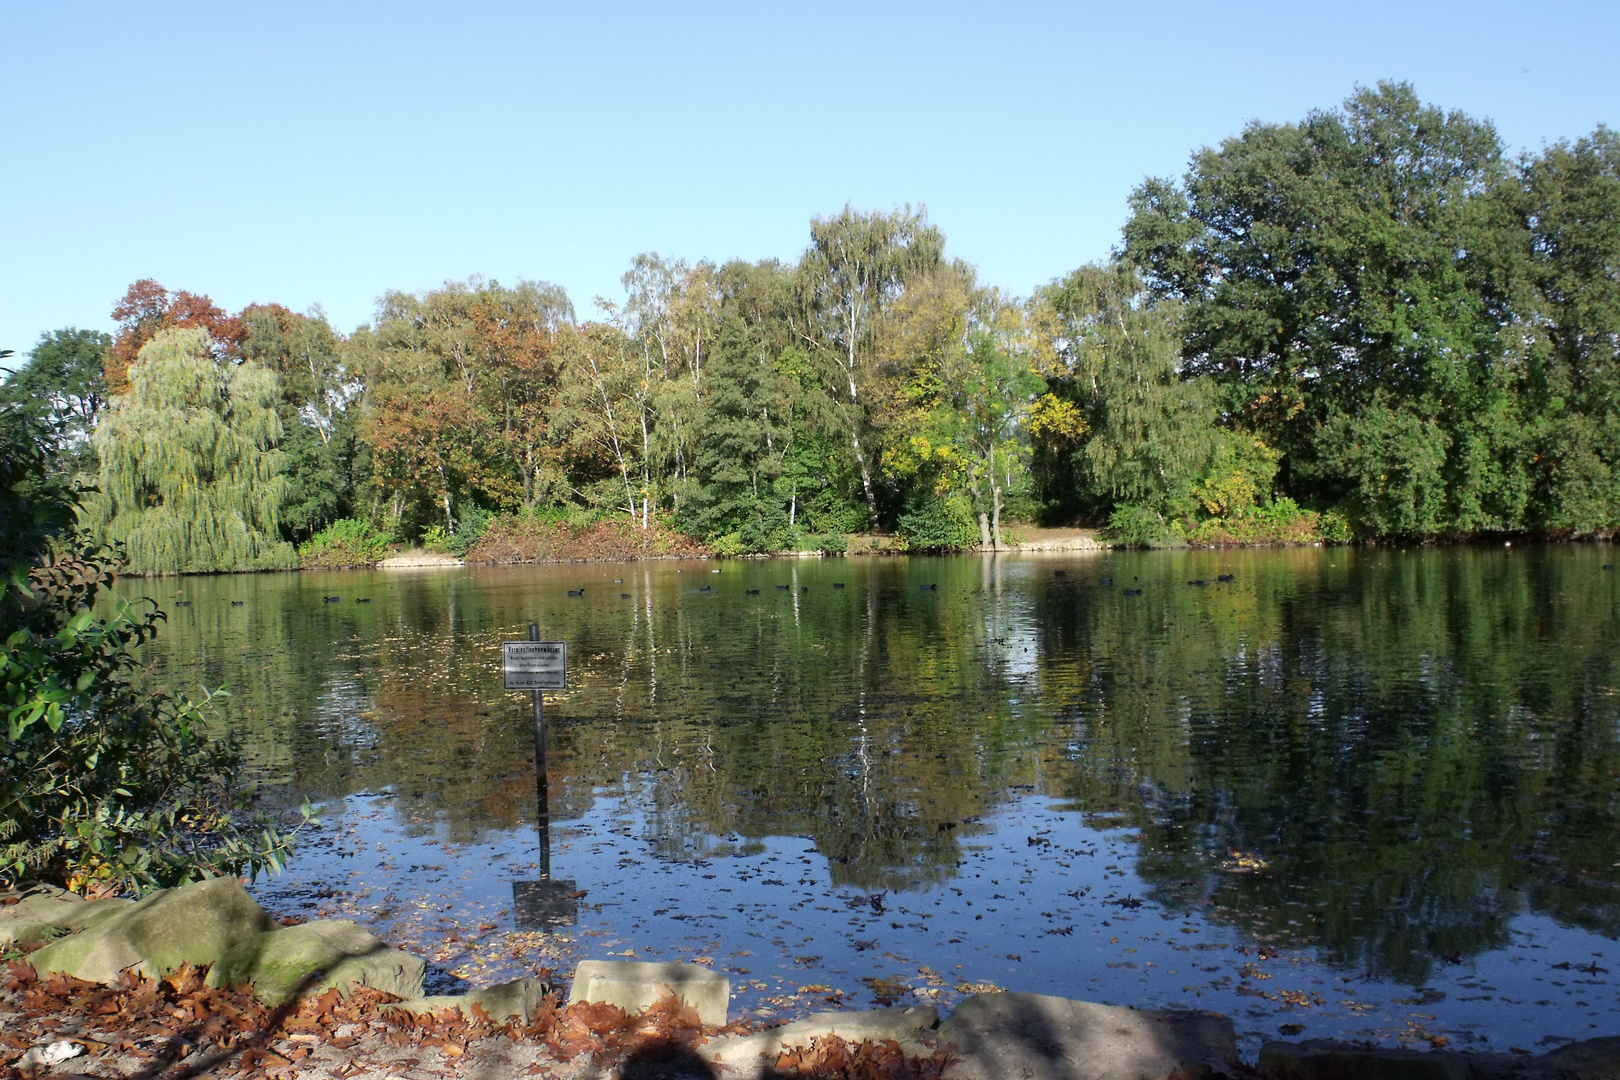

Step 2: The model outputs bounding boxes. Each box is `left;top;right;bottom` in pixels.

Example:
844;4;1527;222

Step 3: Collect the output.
128;546;1620;988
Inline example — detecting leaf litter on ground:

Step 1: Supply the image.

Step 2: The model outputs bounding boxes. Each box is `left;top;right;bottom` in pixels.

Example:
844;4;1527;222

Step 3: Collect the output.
0;950;955;1079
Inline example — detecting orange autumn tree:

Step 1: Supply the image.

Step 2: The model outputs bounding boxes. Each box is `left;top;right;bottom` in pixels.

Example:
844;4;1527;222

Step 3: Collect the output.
362;384;512;536
106;279;245;394
355;279;571;536
468;288;569;509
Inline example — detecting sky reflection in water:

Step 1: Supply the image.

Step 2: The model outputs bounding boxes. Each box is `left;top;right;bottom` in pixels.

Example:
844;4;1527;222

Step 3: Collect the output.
122;547;1620;1053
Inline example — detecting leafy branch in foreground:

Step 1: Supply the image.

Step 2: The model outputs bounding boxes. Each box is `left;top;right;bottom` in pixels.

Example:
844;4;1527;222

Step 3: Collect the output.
1;402;311;895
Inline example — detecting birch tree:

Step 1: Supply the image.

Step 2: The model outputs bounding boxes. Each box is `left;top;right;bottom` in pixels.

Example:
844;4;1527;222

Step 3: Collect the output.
795;205;943;526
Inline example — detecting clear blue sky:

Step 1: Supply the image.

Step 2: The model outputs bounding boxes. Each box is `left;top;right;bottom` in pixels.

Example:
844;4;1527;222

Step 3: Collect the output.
2;1;1615;354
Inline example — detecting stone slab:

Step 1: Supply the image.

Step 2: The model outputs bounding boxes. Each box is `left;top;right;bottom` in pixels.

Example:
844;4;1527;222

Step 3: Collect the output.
378;553;463;568
390;978;552;1024
938;992;1240;1080
28;877;275;984
205;918;425;1006
699;1005;938;1075
567;960;729;1026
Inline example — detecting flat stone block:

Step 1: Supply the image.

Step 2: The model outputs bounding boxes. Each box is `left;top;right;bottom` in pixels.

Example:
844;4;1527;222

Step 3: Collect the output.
938;992;1240;1080
1259;1040;1471;1080
391;978;552;1024
699;1005;937;1075
567;960;729;1026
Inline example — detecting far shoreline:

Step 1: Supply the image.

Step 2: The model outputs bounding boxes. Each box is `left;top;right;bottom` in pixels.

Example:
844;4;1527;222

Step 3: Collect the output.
104;531;1619;577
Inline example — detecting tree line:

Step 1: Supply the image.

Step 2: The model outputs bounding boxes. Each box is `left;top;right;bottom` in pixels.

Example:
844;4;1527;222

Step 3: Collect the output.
6;83;1619;574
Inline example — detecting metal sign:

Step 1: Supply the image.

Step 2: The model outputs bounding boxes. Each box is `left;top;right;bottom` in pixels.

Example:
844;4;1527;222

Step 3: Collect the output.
503;640;567;690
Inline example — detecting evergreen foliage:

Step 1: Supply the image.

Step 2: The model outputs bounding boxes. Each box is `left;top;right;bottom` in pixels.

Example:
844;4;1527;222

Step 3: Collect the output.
681;318;796;552
83;328;295;574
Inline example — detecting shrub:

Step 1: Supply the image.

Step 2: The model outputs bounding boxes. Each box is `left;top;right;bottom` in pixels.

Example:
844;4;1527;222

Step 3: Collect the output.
466;512;709;563
449;505;494;556
419;505;495;558
708;532;747;558
1182;498;1324;545
420;523;450;552
299;518;393;568
1102;504;1178;547
897;495;981;551
809;533;849;555
1319;510;1354;543
797;490;871;535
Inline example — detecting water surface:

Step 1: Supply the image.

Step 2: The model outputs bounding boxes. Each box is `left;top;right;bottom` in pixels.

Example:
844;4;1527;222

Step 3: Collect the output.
121;547;1620;1054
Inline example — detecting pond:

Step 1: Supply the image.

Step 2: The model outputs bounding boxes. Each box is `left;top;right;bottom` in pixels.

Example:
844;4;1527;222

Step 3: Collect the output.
119;546;1620;1056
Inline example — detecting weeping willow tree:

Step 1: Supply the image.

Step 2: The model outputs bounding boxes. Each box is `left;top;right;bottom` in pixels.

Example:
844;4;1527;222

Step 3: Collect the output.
84;327;296;574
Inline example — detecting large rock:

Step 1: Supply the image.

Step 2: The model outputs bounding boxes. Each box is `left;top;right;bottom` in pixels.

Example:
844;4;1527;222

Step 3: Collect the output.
28;877;274;984
1259;1040;1472;1080
391;978;552;1024
1537;1037;1620;1080
699;1005;938;1076
205;919;425;1006
567;961;730;1026
0;885;132;945
938;992;1240;1080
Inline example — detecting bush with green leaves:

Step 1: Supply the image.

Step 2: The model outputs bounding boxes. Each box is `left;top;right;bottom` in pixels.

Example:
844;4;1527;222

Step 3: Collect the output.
1102;503;1181;547
420;504;495;558
297;517;394;568
807;532;849;555
2;404;307;895
896;494;981;551
1182;498;1322;545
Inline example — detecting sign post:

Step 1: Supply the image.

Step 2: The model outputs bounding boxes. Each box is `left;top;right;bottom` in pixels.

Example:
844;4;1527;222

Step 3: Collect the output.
503;625;577;927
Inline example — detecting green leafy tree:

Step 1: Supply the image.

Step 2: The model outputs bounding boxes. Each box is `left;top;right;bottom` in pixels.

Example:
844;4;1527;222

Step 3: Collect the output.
553;322;658;523
1034;262;1217;520
1;329;111;475
1122;82;1524;535
711;258;860;535
883;265;1043;548
82;328;295;574
238;305;368;540
619;253;722;508
795;205;945;526
1512;128;1620;533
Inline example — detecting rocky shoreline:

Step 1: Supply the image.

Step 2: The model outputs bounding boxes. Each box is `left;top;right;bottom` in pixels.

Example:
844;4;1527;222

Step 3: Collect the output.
3;880;1615;1079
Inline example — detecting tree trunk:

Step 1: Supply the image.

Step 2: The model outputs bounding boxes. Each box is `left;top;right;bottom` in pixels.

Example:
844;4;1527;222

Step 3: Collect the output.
977;511;992;549
844;293;881;527
991;486;1005;551
852;430;879;525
